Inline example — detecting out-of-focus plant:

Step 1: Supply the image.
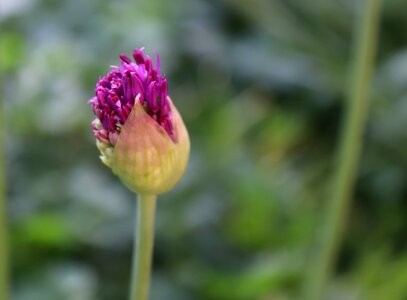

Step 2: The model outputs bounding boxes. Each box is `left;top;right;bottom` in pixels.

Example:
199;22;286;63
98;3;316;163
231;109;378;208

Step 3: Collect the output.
303;0;383;299
88;48;190;300
0;49;9;300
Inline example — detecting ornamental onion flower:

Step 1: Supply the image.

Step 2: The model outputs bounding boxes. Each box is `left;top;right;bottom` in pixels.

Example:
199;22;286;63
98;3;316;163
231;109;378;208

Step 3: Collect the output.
89;48;190;195
88;48;190;300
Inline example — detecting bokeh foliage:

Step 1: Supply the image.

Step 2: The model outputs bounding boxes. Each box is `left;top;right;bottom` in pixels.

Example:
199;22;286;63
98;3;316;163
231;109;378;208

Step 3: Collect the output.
2;0;407;299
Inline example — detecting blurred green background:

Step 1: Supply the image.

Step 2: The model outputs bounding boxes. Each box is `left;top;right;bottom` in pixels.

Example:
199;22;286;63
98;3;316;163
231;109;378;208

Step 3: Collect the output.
1;0;407;299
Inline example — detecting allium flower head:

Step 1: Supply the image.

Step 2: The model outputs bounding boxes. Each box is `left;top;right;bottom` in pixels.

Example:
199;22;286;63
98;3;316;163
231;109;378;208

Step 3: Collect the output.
89;48;190;194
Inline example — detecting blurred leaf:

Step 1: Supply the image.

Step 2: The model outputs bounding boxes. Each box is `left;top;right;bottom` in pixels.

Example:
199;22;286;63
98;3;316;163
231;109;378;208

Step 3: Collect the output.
0;32;25;71
222;175;279;249
14;213;74;248
201;253;301;300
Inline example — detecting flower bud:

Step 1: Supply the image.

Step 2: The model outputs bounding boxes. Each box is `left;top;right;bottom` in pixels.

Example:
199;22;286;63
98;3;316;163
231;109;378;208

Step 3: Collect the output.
88;48;190;194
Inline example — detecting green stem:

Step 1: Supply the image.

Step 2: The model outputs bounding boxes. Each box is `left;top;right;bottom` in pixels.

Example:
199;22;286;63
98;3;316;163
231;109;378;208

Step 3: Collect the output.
129;194;157;300
304;0;382;299
0;48;9;300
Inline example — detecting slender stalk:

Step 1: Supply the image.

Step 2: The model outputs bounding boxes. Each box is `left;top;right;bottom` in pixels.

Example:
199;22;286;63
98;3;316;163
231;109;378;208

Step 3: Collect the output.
129;194;157;300
303;1;382;299
0;49;9;300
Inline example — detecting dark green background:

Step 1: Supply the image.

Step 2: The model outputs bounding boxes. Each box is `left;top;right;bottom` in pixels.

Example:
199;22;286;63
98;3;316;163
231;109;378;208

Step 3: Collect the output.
2;0;407;299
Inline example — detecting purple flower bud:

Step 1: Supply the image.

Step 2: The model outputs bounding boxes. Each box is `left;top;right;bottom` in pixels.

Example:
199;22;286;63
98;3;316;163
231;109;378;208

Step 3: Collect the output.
89;48;190;194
